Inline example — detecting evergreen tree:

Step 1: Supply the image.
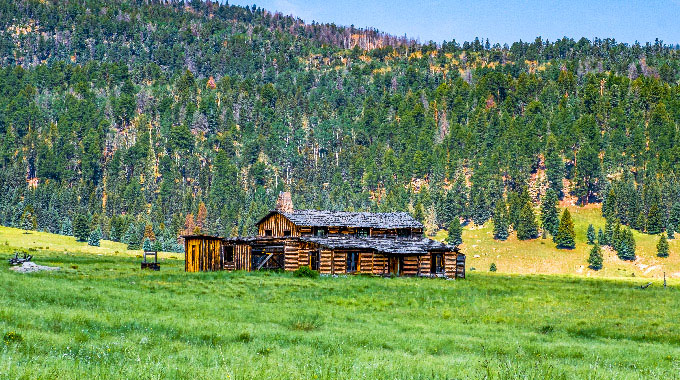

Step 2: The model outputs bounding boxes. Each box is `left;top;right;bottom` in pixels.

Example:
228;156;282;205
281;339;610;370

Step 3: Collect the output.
88;227;102;247
152;239;162;252
123;223;141;250
669;201;680;234
587;243;603;270
657;234;669;258
143;237;153;252
597;228;605;245
603;217;614;246
446;217;463;246
60;217;73;236
617;228;636;261
544;135;564;197
492;201;509;241
20;206;37;231
143;223;156;241
646;203;664;234
555;209;575;249
516;201;538;240
489;263;497;272
73;214;90;242
540;189;559;238
586;224;596;244
667;223;675;240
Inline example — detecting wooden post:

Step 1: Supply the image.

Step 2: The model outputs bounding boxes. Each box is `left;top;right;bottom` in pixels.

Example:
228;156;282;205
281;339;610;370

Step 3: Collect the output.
664;272;667;288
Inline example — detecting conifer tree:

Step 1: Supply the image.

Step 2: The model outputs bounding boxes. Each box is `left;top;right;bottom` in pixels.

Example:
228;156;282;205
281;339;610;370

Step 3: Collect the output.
88;227;102;247
446;217;463;246
492;201;509;241
646;203;664;235
123;223;141;250
603;217;614;246
540;189;559;238
544;135;564;197
586;224;596;244
73;214;90;242
617;228;636;261
597;228;605;245
555;209;575;249
143;237;153;252
143;223;156;241
587;243;603;270
60;218;73;236
516;201;538;240
667;223;675;240
657;234;669;258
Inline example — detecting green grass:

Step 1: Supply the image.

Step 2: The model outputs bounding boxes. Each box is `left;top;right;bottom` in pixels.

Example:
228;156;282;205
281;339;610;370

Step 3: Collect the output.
437;205;680;279
1;245;679;379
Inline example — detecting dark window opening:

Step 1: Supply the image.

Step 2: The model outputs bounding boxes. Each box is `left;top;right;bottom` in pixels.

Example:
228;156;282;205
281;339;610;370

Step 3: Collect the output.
314;227;328;237
225;247;234;262
264;230;273;237
397;229;411;238
431;253;444;274
356;228;370;237
283;230;291;236
346;252;359;273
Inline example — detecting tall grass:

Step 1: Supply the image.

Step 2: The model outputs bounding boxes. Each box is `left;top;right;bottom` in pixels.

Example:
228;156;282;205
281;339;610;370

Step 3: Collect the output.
0;248;678;379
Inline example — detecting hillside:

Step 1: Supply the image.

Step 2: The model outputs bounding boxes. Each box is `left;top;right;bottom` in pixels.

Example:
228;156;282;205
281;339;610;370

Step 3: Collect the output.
0;0;679;253
452;205;680;279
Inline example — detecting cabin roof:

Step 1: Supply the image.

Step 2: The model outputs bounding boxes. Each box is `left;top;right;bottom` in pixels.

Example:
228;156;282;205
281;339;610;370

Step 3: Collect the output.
256;209;424;229
299;236;453;255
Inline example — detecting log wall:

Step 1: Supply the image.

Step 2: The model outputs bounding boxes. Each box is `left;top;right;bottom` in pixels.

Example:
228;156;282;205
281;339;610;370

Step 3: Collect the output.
234;244;252;271
184;237;223;272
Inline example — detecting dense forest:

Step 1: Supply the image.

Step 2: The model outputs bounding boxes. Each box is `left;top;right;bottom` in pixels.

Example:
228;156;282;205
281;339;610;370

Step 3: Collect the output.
1;0;680;251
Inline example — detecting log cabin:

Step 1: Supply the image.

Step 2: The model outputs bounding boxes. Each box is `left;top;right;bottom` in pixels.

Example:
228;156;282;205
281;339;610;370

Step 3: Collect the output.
183;192;465;278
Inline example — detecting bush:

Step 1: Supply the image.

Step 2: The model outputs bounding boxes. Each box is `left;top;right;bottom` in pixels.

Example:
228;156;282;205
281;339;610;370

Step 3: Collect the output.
489;263;497;272
293;265;319;278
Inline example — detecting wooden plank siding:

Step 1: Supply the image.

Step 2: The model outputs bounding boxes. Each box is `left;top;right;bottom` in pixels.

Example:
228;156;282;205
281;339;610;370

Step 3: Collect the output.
319;249;333;274
234;244;252;271
257;213;299;237
284;242;299;271
184;237;223;272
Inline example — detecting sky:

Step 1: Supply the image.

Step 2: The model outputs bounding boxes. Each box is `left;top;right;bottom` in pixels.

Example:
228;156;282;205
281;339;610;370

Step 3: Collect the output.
227;0;680;45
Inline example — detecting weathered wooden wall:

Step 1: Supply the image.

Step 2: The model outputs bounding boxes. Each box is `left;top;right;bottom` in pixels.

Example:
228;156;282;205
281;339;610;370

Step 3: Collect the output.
184;237;223;272
257;213;299;237
234;244;252;271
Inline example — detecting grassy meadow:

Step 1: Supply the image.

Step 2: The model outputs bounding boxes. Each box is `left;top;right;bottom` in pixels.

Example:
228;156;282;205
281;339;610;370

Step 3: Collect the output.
1;227;679;379
436;204;680;279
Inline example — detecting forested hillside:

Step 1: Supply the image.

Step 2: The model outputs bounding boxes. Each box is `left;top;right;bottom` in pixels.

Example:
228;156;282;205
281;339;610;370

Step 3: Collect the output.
1;0;680;251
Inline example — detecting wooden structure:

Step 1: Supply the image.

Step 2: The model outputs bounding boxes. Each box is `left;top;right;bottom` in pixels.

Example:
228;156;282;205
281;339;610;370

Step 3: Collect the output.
183;192;465;279
184;235;224;272
141;250;160;271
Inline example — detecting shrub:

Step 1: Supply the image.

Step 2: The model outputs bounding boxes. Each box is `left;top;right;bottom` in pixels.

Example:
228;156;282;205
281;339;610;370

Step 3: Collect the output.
489;263;497;272
293;265;319;278
236;331;252;343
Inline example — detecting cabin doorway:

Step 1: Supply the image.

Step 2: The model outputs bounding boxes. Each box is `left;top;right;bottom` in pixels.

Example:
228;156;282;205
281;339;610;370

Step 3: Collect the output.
389;256;403;275
310;249;320;271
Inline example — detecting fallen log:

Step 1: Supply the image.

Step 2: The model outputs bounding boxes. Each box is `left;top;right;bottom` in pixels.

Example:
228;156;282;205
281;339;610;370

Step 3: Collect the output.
640;282;652;289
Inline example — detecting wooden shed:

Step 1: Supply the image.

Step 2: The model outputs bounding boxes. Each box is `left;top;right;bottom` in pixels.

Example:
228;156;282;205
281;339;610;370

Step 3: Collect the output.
184;235;224;272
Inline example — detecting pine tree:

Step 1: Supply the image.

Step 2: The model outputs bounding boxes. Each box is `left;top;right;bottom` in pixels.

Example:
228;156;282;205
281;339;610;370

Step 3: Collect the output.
667;223;675;240
540;189;559;238
489;263;497;272
597;228;605;245
646;203;664;235
88;227;102;247
492;201;509;241
123;223;141;250
555;209;575;249
516;201;538;240
586;224;596;244
602;187;617;220
73;214;90;242
603;217;614;246
143;237;153;252
196;202;208;232
657;234;669;258
587;243;603;270
446;217;463;246
617;228;636;261
60;217;73;236
669;201;680;234
544;135;564;197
